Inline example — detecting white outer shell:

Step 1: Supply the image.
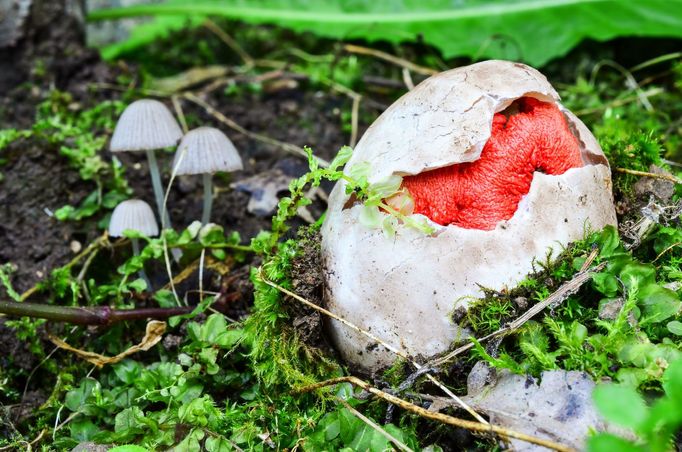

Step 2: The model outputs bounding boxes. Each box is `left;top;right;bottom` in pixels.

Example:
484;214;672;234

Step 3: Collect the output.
321;61;617;374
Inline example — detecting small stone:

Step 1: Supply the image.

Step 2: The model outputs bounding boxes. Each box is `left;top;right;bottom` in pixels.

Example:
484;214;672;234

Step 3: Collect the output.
598;298;624;320
70;240;82;254
633;165;675;202
514;296;528;310
467;360;494;395
665;281;682;292
71;442;110;452
280;100;299;114
163;334;183;350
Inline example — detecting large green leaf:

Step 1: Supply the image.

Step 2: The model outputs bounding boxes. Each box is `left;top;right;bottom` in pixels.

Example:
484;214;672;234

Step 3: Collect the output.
89;0;682;66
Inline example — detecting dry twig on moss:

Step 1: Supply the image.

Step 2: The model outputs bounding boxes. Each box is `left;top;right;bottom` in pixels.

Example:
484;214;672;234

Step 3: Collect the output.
615;167;682;185
336;397;414;452
258;268;488;424
431;253;604;368
295;376;575;452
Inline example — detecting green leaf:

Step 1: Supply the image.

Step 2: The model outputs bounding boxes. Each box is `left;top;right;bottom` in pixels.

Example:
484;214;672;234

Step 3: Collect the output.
638;284;681;324
128;278;148;292
90;1;682;67
369;175;402;199
339;408;361;444
382;215;398;239
65;378;101;412
592;384;648;430
109;447;151;452
315;412;342;442
615;367;648;387
69;419;100;442
359;205;382;229
587;433;642;452
592;272;619;297
329;145;353;171
662;359;682;401
620;263;656;291
114;407;146;434
596;225;621;258
205;437;233;452
154;289;177;308
114;360;143;385
667;320;682;336
348;161;371;185
199;223;225;246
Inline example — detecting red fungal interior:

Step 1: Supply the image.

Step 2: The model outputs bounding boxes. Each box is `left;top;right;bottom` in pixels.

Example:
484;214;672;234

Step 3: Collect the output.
401;97;583;230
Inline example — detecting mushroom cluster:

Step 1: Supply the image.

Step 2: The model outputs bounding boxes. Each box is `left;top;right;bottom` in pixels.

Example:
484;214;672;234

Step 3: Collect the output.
107;99;243;275
321;60;617;374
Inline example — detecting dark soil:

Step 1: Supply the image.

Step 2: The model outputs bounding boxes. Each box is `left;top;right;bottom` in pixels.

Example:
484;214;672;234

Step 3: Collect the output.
0;140;94;294
288;228;325;346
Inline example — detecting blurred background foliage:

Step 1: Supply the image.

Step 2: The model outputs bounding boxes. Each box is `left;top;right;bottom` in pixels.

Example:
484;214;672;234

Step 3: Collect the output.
89;0;682;64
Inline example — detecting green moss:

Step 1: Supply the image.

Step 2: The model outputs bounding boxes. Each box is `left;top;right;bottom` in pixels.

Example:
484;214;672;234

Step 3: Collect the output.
245;235;342;390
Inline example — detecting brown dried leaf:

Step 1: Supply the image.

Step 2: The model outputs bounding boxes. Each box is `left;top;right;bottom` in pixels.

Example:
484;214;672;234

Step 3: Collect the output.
49;320;166;367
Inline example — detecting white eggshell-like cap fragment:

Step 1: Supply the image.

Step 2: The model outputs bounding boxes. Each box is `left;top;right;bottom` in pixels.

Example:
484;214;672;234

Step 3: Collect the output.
109;199;159;237
172;127;244;175
321;60;617;374
110;99;183;152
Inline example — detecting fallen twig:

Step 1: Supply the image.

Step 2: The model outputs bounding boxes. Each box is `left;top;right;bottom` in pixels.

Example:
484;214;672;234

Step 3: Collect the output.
343;44;438;76
20;233;110;302
401;67;415;90
172;94;189;132
615;167;682;185
203;18;254;68
0;299;193;325
0;428;47;452
336;397;414;452
295;376;575;452
183;92;327;165
431;254;604;368
258;268;488;424
572;87;663;116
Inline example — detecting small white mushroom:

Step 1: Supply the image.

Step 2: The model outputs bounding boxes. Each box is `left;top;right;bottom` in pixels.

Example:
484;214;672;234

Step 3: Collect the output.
172;127;243;224
109;199;159;290
110;99;183;229
109;199;159;238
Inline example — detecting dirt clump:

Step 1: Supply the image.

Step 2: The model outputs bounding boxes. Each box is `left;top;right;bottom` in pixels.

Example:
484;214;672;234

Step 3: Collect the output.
287;228;327;347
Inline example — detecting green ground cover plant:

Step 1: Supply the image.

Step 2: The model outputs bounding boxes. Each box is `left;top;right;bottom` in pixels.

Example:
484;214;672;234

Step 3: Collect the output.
1;10;682;451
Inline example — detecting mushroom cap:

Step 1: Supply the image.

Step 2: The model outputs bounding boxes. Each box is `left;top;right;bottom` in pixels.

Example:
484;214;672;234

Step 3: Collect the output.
108;199;159;237
110;99;183;152
321;60;617;374
172;127;244;175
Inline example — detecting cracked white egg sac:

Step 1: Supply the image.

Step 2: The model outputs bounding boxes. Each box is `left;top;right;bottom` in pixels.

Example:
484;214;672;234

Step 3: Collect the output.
321;60;617;374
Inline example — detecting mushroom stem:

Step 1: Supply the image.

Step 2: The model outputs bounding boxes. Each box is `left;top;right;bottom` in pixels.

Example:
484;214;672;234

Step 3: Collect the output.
131;238;152;291
145;149;172;229
202;173;213;225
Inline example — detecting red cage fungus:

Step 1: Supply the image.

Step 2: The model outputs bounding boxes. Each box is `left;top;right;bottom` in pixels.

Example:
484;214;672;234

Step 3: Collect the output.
401;97;583;230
